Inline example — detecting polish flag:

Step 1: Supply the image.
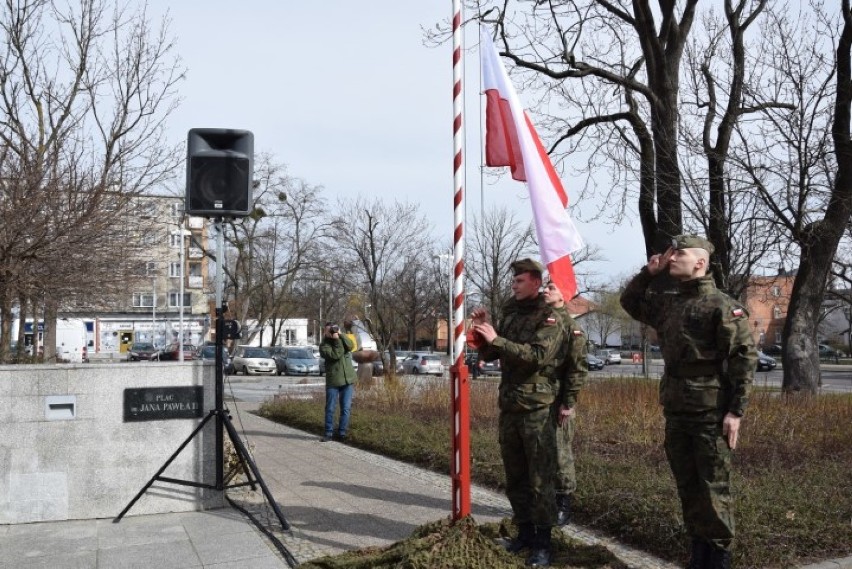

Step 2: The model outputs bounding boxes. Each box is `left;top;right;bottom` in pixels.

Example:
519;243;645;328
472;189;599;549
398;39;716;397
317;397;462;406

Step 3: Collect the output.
480;31;583;299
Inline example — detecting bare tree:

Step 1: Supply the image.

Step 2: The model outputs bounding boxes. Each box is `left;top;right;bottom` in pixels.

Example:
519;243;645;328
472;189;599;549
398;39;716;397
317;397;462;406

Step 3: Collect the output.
220;156;328;345
466;206;537;323
469;0;700;254
328;198;433;359
0;0;184;361
731;2;852;392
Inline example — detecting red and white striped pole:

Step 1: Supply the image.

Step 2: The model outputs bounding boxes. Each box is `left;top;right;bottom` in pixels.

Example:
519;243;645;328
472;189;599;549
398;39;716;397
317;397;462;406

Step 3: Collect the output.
450;0;471;520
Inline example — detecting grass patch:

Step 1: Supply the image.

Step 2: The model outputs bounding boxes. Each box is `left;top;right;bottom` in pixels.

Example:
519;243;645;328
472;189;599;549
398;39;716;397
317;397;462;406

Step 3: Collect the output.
258;378;852;568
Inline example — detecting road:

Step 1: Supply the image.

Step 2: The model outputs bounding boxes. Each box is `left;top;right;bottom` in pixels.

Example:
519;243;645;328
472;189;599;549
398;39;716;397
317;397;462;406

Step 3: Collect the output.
596;360;852;393
223;361;851;405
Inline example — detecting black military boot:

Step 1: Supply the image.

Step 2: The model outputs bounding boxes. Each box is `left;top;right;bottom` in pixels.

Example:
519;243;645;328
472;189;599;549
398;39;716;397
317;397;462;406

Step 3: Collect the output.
525;526;552;567
556;494;572;527
502;522;534;553
707;546;732;569
686;538;709;569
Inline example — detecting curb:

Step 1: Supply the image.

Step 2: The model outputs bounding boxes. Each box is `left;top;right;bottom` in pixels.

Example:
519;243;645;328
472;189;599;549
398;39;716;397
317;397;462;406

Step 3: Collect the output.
799;557;852;569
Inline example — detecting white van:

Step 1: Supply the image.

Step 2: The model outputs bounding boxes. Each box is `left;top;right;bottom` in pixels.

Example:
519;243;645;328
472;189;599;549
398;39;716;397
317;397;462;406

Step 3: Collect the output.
56;318;90;363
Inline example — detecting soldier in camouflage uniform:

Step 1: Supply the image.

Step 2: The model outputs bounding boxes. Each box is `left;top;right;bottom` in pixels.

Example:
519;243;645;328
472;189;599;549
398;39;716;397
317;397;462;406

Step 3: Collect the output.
471;258;563;568
620;236;756;569
542;280;588;527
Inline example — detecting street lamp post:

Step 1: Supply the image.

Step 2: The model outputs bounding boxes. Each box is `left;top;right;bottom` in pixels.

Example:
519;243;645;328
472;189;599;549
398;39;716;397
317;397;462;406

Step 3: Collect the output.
152;269;157;327
437;252;453;357
178;216;186;362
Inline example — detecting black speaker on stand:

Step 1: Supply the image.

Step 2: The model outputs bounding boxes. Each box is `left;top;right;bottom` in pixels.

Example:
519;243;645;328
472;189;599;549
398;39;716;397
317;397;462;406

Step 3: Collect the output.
185;128;254;217
116;128;289;532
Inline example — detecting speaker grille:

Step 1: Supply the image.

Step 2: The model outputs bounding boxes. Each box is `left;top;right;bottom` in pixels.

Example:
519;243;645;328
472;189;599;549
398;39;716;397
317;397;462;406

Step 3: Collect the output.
187;155;250;215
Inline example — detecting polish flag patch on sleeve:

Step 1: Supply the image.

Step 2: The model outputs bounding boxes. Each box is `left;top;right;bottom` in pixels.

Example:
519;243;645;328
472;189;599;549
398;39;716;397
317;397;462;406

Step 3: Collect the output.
731;307;745;318
572;329;584;336
545;317;557;325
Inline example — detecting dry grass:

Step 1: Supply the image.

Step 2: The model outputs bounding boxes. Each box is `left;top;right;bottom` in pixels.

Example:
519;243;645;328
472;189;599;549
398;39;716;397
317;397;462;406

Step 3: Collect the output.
258;377;852;568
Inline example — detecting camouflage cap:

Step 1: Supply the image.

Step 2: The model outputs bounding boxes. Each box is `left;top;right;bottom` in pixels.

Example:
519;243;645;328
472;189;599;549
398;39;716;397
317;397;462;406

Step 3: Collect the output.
672;234;715;255
510;258;545;276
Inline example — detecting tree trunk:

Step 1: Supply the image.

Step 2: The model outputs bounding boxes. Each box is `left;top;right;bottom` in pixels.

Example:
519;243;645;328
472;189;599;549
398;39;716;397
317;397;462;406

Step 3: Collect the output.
16;295;29;360
43;297;58;362
707;155;731;290
636;119;658;257
652;104;684;240
786;2;852;392
782;241;832;393
0;287;11;363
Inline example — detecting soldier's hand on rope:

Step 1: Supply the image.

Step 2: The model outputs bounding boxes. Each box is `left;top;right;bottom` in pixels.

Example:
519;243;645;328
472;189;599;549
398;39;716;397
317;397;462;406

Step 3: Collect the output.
472;322;497;344
470;307;491;326
722;413;741;449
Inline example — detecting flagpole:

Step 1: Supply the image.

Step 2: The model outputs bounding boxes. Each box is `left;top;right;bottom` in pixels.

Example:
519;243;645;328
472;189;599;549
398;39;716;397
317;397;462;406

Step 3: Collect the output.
450;0;471;521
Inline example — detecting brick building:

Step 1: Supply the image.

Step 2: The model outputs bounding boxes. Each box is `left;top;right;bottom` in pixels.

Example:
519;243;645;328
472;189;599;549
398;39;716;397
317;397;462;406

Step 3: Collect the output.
741;272;795;349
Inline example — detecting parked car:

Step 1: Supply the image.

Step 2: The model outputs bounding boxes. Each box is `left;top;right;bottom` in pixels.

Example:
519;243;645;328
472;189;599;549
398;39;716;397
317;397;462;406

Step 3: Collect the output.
307;345;325;374
127;342;158;361
586;353;605;371
763;344;783;356
156;343;196;361
196;345;234;374
231;346;277;376
274;346;322;376
372;352;405;376
756;351;777;372
401;352;444;375
818;344;842;359
464;352;501;377
266;346;288;374
595;349;622;365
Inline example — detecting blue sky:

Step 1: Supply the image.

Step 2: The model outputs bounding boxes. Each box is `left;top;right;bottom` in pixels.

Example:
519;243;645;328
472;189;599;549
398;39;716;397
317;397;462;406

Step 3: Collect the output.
149;1;647;285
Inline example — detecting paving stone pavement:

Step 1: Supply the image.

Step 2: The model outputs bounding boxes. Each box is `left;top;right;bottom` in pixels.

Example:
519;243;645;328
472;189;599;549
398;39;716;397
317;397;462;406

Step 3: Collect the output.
226;401;681;568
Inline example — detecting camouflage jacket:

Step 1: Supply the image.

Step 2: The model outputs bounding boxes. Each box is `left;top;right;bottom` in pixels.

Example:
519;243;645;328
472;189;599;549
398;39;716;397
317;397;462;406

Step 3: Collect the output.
551;305;588;409
620;270;756;421
478;295;563;413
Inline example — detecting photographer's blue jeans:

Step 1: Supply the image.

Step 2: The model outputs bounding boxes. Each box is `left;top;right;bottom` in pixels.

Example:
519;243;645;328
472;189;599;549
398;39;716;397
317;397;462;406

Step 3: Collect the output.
324;383;354;437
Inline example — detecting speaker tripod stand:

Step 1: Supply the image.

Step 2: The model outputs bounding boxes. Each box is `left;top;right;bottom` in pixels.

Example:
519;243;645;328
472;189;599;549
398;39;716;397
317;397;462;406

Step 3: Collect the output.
114;221;289;531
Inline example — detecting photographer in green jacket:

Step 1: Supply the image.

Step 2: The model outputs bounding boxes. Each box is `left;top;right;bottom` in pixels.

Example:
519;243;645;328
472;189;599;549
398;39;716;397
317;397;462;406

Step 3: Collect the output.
319;322;356;442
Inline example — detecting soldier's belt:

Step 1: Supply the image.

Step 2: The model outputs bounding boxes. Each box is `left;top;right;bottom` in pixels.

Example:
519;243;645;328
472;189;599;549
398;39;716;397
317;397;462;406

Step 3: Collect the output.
665;362;722;378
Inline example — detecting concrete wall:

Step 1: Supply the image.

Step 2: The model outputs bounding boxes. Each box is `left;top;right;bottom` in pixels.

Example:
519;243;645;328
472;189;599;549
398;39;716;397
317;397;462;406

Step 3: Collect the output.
0;362;224;524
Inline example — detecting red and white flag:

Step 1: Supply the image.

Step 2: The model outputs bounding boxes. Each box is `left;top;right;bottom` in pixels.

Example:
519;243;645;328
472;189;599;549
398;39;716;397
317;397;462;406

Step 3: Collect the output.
480;31;583;299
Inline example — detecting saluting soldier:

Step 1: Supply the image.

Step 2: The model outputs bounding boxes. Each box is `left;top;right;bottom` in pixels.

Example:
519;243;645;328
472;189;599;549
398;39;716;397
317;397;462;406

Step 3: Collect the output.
620;236;757;569
471;258;563;568
542;279;588;527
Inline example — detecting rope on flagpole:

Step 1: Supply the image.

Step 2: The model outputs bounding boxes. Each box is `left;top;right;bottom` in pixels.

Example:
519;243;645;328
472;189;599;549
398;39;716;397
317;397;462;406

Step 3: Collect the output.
450;0;471;521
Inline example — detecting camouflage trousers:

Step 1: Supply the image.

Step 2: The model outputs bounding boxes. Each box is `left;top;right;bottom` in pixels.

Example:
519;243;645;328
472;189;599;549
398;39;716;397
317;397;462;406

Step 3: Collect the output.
499;406;557;527
664;418;735;550
555;412;576;496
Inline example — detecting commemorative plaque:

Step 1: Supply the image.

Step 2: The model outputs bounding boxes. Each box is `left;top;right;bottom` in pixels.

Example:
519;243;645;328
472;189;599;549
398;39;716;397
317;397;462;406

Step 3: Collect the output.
123;386;205;422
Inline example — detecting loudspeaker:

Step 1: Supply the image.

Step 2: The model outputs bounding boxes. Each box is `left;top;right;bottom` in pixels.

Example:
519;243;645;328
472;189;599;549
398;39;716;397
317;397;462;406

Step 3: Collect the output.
185;128;254;217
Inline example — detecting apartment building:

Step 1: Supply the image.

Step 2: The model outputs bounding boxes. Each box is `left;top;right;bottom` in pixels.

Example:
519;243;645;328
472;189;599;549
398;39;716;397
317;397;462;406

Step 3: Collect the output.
62;194;212;357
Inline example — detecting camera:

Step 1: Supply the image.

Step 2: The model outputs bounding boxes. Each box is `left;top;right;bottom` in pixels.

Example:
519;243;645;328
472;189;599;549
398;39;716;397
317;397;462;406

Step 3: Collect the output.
329;325;340;334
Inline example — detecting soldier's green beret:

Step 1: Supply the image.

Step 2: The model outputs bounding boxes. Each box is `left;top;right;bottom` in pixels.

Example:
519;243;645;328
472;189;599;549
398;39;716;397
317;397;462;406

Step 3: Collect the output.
672;235;715;255
510;258;544;276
